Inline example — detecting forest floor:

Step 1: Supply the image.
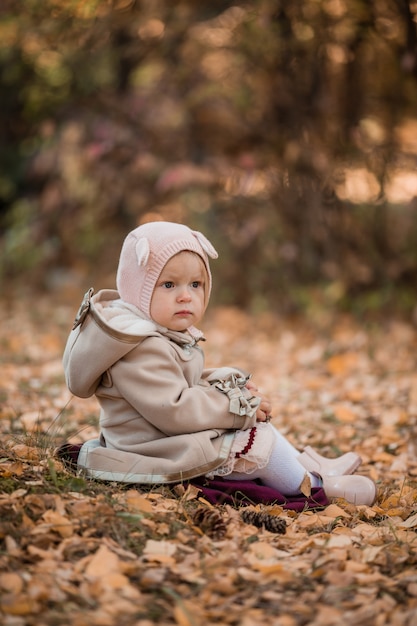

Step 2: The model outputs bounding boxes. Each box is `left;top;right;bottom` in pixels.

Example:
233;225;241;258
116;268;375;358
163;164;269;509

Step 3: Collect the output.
1;292;417;626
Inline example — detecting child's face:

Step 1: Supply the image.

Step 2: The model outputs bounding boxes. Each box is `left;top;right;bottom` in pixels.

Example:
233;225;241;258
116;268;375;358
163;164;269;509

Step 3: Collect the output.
150;252;207;331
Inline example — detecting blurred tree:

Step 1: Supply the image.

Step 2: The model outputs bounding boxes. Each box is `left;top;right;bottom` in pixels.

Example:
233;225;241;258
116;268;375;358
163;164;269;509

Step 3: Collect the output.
1;0;417;314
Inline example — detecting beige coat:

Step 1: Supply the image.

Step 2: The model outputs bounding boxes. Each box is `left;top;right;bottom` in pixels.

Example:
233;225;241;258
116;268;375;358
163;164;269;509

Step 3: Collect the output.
63;289;260;484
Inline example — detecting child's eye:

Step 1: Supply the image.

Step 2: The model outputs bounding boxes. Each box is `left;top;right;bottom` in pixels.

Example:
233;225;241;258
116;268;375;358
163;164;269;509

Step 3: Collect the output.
191;281;201;288
163;282;174;289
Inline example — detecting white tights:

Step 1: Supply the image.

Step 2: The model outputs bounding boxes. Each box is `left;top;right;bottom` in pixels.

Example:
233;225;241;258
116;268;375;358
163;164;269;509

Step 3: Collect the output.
227;426;322;495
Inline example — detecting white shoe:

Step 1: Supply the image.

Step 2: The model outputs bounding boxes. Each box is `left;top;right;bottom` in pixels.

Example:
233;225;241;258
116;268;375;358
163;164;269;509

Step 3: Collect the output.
298;445;361;476
321;474;376;506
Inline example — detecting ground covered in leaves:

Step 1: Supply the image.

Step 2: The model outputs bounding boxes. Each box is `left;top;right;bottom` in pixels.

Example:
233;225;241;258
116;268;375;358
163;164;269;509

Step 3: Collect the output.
1;293;417;626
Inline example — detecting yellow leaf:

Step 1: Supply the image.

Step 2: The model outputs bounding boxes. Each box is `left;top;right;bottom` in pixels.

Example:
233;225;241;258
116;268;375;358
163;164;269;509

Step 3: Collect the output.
398;512;417;528
326;352;360;376
345;388;364;402
250;562;294;581
344;560;371;574
248;541;279;560
182;483;202;501
42;510;73;538
52;494;67;516
85;545;121;577
22;513;35;533
389;453;409;472
323;504;351;518
325;534;352;549
331;404;357;423
373;451;396;463
174;603;194;626
10;444;41;461
0;573;23;594
101;572;130;590
294;513;337;529
362;545;386;565
143;539;177;564
266;505;284;516
124;489;153;513
407;583;417;597
305;376;327;390
299;473;311;497
385;507;407;518
0;594;40;615
0;461;25;477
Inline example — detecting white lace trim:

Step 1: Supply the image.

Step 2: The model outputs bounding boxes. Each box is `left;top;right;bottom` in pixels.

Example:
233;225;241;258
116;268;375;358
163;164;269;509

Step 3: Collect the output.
206;422;274;478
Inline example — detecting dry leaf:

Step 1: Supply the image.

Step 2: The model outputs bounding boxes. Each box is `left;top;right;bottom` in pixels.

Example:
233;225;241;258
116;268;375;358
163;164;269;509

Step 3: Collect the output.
397;512;417;529
0;461;25;476
326;352;360;375
124;489;153;513
0;594;40;616
42;510;73;538
299;473;312;497
10;444;41;461
0;573;24;594
331;404;357;423
323;503;351;518
85;545;122;578
294;513;337;529
143;539;177;564
3;296;417;626
174;601;201;626
174;483;202;501
324;534;352;549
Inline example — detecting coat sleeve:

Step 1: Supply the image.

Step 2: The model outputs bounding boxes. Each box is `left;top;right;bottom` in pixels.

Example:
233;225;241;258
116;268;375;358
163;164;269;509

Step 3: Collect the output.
109;338;258;435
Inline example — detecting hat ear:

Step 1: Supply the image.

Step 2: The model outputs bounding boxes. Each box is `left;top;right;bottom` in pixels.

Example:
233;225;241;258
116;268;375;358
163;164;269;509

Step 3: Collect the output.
192;230;218;259
135;237;150;266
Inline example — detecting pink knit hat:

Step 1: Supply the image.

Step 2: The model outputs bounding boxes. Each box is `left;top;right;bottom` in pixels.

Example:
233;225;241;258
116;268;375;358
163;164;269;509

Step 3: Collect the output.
116;221;218;317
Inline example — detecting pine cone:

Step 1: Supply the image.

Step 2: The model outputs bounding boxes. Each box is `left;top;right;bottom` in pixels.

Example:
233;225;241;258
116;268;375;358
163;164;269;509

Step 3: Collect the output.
240;509;287;534
192;506;227;540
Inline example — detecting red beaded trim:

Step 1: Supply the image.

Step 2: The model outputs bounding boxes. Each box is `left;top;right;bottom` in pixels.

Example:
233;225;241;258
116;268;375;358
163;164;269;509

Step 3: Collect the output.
235;427;257;458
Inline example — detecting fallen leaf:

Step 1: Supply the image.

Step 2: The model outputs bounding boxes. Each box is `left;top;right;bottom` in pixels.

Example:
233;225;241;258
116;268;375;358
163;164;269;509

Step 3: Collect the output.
326;352;360;375
42;509;73;538
10;444;41;461
397;512;417;528
0;594;40;615
174;602;200;626
331;404;357;423
299;473;311;497
85;545;122;578
124;489;153;513
0;573;24;594
3;296;417;626
143;539;177;564
324;534;352;549
323;503;351;518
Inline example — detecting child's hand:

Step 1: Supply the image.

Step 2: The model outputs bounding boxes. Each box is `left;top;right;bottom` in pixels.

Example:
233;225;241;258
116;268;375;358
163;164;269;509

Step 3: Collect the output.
246;380;272;422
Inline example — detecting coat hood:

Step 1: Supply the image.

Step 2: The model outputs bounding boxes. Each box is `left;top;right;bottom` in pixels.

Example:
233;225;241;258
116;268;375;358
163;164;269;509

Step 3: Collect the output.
63;288;204;398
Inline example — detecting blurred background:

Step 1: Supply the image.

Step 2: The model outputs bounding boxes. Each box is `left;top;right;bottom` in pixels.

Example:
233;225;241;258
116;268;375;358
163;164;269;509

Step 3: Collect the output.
1;0;417;317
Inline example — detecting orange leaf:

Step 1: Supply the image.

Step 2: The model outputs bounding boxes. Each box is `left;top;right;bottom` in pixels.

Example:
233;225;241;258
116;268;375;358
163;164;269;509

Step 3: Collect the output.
85;545;122;578
0;594;40;616
42;510;73;538
10;444;41;461
326;352;360;376
174;603;195;626
0;573;24;594
331;404;357;423
299;473;312;497
124;489;153;513
397;512;417;528
323;504;351;518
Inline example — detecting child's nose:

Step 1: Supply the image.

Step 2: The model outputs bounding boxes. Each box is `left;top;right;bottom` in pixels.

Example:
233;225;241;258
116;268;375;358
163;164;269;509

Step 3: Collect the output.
178;286;192;301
